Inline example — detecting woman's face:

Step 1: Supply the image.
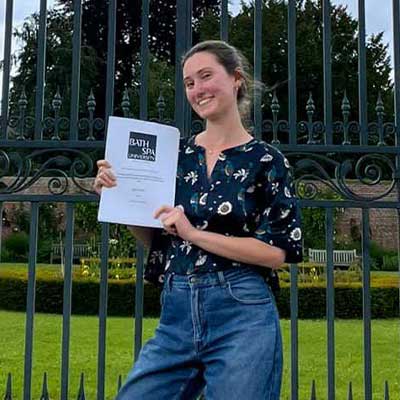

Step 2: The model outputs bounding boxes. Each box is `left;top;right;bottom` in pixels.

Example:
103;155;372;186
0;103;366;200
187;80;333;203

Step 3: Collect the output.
183;51;239;121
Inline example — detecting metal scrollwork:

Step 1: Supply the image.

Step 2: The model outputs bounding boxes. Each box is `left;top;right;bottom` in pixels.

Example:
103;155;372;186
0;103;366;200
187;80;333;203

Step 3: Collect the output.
262;119;289;144
288;152;397;202
0;149;96;195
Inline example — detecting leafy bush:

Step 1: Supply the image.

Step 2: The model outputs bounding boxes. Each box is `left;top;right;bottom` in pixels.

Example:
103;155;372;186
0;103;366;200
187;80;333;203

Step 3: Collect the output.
37;238;53;263
0;269;398;318
299;187;342;251
382;255;399;271
2;232;29;262
368;242;397;270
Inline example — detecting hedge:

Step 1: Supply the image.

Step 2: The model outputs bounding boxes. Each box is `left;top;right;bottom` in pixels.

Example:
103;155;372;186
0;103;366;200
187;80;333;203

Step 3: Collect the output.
0;276;398;318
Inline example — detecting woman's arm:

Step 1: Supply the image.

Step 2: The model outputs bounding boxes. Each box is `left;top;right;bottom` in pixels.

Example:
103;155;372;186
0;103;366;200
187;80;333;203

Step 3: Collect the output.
154;205;286;269
189;229;286;269
126;226;154;248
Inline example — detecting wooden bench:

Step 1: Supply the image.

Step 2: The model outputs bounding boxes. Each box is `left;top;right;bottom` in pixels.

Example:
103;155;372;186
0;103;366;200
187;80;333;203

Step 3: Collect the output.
50;243;100;264
308;248;358;267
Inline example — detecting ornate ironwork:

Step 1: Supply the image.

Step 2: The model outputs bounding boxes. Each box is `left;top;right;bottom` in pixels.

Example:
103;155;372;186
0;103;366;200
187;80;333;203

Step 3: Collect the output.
8;88;35;140
333;91;361;145
0;148;95;194
42;88;70;140
262;91;289;144
297;92;325;144
289;152;397;201
78;89;105;140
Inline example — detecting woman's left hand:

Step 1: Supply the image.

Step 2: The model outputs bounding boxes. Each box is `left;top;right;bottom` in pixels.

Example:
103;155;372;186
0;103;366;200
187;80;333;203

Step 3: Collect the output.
154;205;197;241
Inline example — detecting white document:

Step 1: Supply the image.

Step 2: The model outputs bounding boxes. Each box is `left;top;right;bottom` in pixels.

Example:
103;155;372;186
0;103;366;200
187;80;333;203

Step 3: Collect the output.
98;116;180;228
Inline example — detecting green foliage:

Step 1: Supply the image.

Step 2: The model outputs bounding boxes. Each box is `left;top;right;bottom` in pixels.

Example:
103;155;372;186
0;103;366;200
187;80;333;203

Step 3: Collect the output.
37;238;53;263
74;202;136;258
9;8;101;128
368;241;397;270
298;187;342;250
382;255;399;272
2;232;29;262
0;267;398;318
75;202;101;237
12;204;30;232
8;0;219;125
197;0;393;129
7;0;393;134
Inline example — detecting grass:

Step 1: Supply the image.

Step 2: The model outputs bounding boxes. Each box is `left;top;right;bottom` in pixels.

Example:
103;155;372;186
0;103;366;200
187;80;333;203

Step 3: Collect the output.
0;311;399;400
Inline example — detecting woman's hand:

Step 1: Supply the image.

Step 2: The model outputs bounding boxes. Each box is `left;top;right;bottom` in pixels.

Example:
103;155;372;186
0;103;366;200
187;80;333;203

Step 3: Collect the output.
93;159;117;194
154;205;197;241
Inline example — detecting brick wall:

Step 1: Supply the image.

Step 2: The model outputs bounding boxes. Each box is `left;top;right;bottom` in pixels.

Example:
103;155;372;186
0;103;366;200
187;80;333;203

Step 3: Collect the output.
334;182;399;250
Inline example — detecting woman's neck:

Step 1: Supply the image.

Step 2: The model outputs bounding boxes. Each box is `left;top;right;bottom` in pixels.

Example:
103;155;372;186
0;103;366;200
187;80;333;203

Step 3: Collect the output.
201;110;251;147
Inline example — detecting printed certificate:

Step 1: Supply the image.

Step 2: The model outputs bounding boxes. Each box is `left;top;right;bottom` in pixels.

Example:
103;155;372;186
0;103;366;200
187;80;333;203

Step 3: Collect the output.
98;116;180;228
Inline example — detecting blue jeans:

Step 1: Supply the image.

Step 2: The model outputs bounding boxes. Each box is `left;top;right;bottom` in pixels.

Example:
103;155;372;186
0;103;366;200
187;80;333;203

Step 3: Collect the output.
116;267;282;400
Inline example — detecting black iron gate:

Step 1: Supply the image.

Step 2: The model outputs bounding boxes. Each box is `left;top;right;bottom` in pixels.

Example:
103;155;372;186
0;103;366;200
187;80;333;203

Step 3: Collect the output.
1;0;399;399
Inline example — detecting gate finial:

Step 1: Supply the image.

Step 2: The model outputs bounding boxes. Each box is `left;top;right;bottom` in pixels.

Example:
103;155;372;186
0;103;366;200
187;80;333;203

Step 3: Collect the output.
384;380;389;400
309;379;317;400
347;381;353;400
40;372;50;400
4;373;12;400
76;372;85;400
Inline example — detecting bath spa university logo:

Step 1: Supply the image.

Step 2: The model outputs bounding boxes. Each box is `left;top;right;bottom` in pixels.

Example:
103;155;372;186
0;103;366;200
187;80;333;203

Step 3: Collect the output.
127;131;157;162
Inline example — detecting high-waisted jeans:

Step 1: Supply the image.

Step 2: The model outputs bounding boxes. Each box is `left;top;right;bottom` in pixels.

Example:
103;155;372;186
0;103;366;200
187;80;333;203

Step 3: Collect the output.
116;267;283;400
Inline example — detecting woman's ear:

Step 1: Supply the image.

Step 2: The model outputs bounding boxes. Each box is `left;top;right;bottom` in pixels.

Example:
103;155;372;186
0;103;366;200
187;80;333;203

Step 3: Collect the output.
233;69;243;88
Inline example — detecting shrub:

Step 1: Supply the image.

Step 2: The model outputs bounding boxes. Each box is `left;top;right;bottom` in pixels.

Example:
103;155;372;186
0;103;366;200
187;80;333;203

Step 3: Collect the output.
0;271;398;318
2;232;29;262
367;241;397;271
37;239;53;263
382;255;399;271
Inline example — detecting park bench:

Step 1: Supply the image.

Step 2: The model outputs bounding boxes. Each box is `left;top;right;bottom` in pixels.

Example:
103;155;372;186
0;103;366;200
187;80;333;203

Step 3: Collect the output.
50;243;100;264
308;248;358;267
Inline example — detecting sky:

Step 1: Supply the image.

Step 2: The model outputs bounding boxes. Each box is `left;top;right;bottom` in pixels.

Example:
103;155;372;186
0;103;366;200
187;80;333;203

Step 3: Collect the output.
0;0;396;106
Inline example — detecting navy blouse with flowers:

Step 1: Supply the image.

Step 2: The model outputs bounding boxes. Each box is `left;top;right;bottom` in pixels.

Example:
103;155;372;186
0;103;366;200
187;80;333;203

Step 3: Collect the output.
144;135;302;286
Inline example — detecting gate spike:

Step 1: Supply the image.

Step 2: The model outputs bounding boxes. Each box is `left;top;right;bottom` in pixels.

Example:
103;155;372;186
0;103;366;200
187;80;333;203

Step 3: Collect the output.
40;372;50;400
310;379;317;400
347;381;353;400
4;373;12;400
76;373;85;400
117;375;122;393
384;381;389;400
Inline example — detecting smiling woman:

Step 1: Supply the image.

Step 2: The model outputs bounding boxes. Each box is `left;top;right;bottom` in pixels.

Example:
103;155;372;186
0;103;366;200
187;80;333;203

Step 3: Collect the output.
93;40;302;400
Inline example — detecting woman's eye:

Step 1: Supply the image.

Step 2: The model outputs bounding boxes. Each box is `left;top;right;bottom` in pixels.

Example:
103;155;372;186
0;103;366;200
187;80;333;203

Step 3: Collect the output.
185;81;194;88
202;73;211;79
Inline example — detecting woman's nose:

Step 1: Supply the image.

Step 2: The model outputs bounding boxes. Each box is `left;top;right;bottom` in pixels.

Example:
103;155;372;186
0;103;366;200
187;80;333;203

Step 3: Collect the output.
192;81;205;95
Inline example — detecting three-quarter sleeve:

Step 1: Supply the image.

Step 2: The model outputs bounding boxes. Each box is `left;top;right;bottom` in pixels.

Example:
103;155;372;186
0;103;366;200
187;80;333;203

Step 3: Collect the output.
254;151;303;264
144;229;169;287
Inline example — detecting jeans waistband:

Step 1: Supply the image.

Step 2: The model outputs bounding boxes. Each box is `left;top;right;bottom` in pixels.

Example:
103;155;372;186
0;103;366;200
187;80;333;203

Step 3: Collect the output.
163;266;264;289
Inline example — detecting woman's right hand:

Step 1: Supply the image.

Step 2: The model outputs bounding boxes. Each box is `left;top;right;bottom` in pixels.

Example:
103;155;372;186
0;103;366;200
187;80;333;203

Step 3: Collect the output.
93;159;117;194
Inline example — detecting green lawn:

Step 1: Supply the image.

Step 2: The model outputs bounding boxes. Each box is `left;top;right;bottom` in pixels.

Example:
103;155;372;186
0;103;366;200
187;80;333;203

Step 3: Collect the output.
0;311;398;400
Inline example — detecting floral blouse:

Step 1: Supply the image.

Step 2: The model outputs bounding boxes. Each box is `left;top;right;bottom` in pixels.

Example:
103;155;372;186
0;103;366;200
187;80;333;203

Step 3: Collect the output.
144;135;302;286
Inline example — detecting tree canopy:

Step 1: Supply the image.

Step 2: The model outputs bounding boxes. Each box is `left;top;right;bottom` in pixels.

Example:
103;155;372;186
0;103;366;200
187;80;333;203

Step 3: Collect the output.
199;0;393;123
7;0;394;136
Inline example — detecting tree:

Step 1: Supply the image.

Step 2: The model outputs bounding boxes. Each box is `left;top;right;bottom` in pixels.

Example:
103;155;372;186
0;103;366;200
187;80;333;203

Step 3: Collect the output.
6;0;393;139
198;0;393;127
9;8;100;119
8;0;220;126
